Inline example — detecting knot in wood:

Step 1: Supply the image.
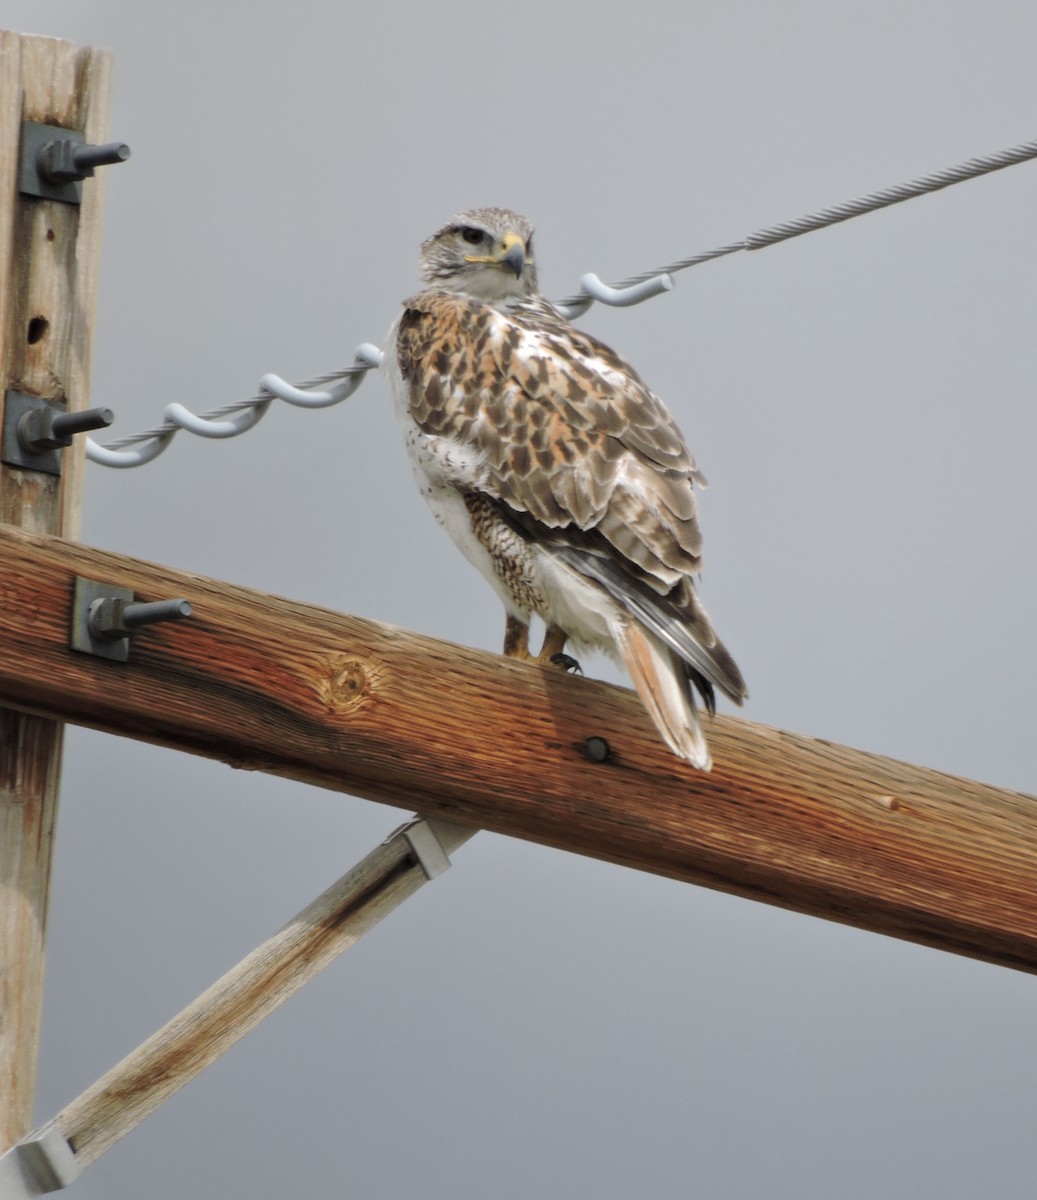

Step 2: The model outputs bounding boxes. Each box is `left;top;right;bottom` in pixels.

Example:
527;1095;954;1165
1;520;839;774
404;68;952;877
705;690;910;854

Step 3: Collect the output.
317;655;373;714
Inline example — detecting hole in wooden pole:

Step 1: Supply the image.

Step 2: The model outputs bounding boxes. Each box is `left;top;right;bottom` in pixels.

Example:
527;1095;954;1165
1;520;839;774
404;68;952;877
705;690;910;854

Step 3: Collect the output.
27;317;49;345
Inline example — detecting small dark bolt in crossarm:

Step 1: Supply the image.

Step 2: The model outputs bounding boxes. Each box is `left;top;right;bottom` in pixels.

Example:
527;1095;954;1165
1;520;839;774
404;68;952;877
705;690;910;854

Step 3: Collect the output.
585;736;611;763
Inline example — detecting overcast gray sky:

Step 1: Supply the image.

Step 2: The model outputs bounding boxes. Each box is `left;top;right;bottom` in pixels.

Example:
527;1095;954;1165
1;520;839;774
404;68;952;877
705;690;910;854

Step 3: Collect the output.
5;1;1037;1197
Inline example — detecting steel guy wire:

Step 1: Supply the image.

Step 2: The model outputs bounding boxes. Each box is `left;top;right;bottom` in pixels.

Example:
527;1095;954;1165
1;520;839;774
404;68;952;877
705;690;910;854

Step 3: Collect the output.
86;136;1037;468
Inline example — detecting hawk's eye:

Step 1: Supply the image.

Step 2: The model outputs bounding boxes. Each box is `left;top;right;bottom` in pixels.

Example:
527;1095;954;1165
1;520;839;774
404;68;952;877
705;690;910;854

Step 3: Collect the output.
460;227;484;245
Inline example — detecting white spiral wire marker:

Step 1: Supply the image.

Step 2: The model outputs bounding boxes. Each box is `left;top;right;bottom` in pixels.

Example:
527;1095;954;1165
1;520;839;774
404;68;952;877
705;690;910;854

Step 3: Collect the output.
87;138;1037;468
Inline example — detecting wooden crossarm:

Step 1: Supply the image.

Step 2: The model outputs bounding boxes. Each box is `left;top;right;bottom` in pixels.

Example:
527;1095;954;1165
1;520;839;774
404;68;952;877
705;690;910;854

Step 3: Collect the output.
1;522;1036;973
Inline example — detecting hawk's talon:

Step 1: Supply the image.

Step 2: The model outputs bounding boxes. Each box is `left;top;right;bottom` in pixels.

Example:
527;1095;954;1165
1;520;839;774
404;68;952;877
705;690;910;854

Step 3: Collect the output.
550;652;583;675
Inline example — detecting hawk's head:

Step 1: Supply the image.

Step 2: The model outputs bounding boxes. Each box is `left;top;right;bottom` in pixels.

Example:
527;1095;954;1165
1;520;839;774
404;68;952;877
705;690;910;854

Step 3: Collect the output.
419;208;538;302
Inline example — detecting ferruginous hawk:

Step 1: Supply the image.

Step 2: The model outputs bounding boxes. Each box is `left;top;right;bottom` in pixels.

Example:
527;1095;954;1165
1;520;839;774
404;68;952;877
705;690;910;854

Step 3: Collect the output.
384;207;746;769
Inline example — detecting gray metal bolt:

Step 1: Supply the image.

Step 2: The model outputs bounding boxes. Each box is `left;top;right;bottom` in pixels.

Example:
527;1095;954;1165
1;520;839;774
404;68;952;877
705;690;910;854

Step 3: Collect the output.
37;139;130;184
18;406;114;454
88;597;193;643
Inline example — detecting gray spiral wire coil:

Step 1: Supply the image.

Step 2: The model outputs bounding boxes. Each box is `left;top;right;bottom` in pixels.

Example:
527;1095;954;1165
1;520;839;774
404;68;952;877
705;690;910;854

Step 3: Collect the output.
87;137;1037;468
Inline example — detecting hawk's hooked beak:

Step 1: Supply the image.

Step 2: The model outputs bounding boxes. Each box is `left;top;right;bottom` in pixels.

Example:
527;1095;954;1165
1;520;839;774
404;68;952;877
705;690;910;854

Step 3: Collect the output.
465;230;526;277
497;231;526;277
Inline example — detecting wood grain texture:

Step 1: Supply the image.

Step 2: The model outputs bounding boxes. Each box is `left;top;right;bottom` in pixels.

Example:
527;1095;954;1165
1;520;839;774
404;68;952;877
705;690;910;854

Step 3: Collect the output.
53;819;475;1167
1;524;1036;976
0;30;111;1150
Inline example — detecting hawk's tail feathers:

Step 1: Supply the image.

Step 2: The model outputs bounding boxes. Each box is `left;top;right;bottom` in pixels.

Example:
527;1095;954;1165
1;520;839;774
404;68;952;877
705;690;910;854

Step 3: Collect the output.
614;620;712;771
549;545;747;707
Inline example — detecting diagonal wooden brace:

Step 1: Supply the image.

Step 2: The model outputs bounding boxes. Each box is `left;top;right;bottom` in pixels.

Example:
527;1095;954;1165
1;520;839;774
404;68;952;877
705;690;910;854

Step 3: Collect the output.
0;816;475;1194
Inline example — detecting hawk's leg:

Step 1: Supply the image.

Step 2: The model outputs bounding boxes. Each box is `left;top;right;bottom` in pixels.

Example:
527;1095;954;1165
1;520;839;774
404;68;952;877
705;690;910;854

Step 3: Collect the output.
538;626;582;675
503;614;531;659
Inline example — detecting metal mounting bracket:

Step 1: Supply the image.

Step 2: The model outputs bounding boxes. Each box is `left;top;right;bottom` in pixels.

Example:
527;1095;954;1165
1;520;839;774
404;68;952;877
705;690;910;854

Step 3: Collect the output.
0;1122;80;1199
18;122;86;203
388;817;454;880
69;576;193;662
18;121;130;204
2;392;113;475
2;393;64;474
69;577;135;661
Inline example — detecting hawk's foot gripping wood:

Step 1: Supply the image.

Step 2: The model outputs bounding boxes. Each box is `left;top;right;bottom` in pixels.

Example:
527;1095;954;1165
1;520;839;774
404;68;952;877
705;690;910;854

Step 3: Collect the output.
503;620;582;674
536;625;566;664
539;627;581;674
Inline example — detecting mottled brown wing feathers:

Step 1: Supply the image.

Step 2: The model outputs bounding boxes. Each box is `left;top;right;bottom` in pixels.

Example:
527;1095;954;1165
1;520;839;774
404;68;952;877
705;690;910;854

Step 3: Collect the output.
397;291;704;567
395;290;746;702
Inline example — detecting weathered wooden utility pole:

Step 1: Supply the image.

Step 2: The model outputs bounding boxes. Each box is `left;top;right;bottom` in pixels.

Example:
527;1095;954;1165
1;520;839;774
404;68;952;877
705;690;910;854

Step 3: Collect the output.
0;31;113;1152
